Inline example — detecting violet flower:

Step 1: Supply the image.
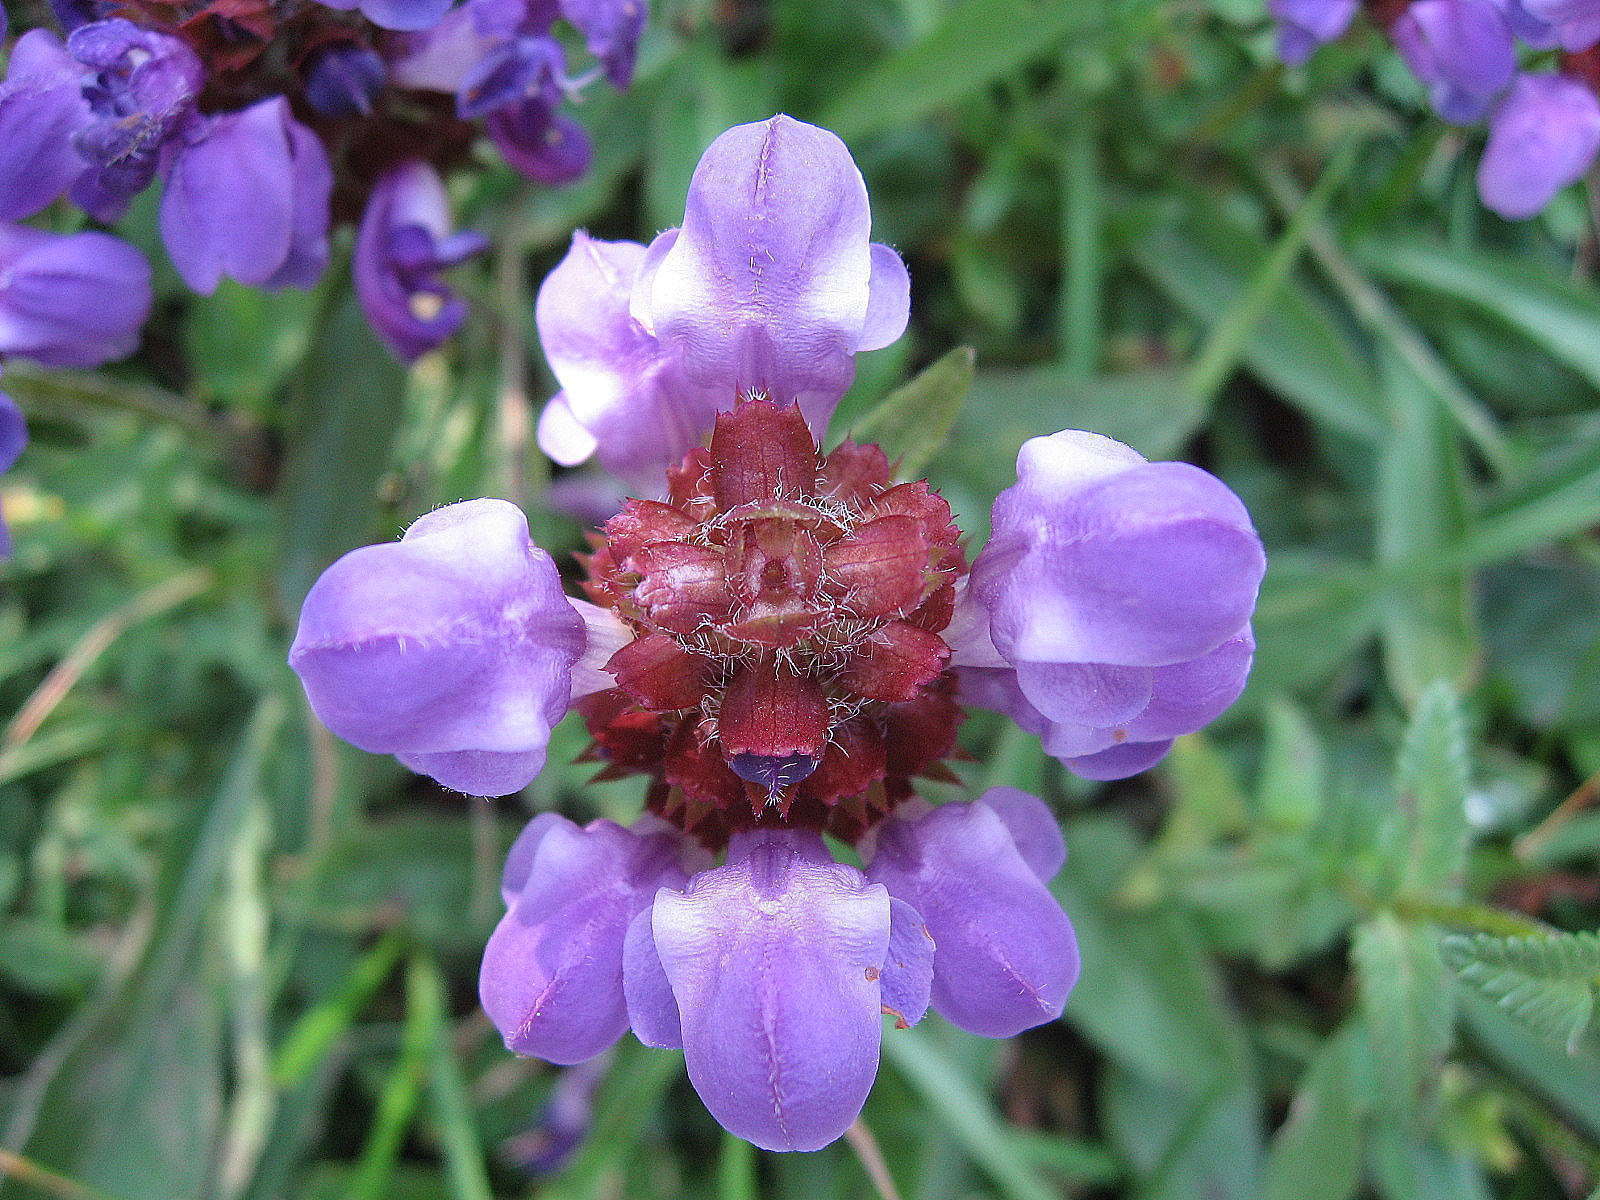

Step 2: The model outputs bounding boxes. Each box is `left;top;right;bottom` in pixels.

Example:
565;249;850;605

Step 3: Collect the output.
0;30;92;221
1479;73;1600;218
1518;0;1600;46
303;43;390;117
353;160;490;362
1392;0;1517;123
161;97;333;294
289;115;1264;1153
535;115;910;489
1268;0;1360;63
0;222;153;368
960;430;1264;780
316;0;456;32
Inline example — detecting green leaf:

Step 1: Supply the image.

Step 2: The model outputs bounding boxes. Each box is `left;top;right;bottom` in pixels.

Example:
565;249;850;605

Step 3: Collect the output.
1375;352;1478;706
275;289;409;608
820;0;1098;138
0;917;100;996
1442;931;1600;1054
185;279;320;415
1352;915;1455;1125
1262;1023;1367;1200
846;346;976;479
1256;700;1325;832
1395;681;1471;897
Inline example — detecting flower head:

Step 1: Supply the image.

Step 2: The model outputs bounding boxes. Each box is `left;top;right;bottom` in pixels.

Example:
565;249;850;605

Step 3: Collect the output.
0;222;153;368
1479;72;1600;219
289;114;1265;1155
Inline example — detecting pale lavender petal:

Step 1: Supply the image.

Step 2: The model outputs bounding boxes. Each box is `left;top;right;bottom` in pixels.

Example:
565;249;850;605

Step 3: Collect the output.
0;31;93;221
978;787;1065;881
289;498;586;795
972;430;1264;668
1061;738;1174;781
317;0;454;29
881;898;933;1027
1014;659;1153;728
1393;0;1515;124
866;799;1078;1038
481;817;688;1064
622;906;682;1048
639;115;892;426
651;830;889;1152
502;811;568;903
0;223;151;367
259;116;333;290
1122;626;1254;742
558;0;646;87
1269;0;1359;60
858;243;911;352
1479;74;1600;220
387;4;495;92
537;394;601;467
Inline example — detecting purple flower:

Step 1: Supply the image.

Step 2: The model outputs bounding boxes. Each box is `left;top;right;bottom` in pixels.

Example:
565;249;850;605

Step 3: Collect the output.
1518;0;1600;45
0;30;93;221
961;430;1264;778
0;392;26;559
354;159;489;362
315;0;456;32
288;499;595;795
1392;0;1516;123
66;20;203;221
0;222;152;368
481;813;694;1064
864;790;1076;1037
1269;0;1360;63
1479;73;1600;219
534;116;910;485
304;43;390;117
629;829;921;1152
160;96;333;294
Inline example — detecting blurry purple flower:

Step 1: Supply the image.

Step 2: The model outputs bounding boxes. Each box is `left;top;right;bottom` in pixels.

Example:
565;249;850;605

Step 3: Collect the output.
1519;0;1600;45
47;0;109;31
66;19;203;221
482;813;694;1063
288;499;601;795
0;222;152;368
1479;73;1600;218
0;31;92;221
534;116;910;486
315;0;455;32
304;43;390;117
1393;0;1516;122
160;96;333;293
486;100;593;184
508;1051;613;1176
864;790;1076;1037
354;159;489;361
0;392;26;559
961;430;1264;779
559;0;647;88
1270;0;1360;62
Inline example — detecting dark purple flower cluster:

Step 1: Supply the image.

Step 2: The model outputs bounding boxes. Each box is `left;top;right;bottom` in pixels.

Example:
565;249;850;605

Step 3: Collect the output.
0;0;645;359
1272;0;1600;218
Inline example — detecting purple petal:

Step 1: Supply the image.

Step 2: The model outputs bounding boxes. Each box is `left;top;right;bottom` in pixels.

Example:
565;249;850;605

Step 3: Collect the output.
289;498;587;795
481;817;688;1064
1521;0;1600;44
622;907;683;1047
1014;659;1154;728
387;4;496;92
1392;0;1516;124
502;811;568;903
1269;0;1359;59
637;115;894;429
651;830;889;1152
859;243;912;352
0;392;24;559
304;43;389;118
1122;627;1255;741
972;430;1265;668
534;232;719;487
881;898;934;1027
160;98;328;294
358;0;456;30
978;787;1066;881
1061;738;1175;780
0;223;151;368
558;0;646;87
487;102;593;184
0;31;93;222
355;159;486;362
866;799;1078;1038
1479;74;1600;220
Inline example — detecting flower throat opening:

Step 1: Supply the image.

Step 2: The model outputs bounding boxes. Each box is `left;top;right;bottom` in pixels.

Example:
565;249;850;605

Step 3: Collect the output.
577;397;969;850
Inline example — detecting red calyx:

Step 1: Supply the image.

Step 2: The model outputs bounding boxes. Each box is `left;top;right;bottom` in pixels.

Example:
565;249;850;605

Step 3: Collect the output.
582;398;969;849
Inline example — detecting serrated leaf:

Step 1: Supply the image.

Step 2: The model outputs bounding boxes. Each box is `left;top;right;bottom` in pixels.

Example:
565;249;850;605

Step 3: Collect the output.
847;346;975;479
1396;681;1471;897
1352;915;1455;1124
1442;931;1600;1054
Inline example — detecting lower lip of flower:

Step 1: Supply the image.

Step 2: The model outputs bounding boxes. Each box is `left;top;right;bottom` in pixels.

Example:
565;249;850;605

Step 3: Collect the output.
578;396;968;850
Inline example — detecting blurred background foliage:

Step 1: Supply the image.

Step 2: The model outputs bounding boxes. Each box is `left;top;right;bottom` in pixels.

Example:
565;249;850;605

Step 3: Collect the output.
4;0;1600;1195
